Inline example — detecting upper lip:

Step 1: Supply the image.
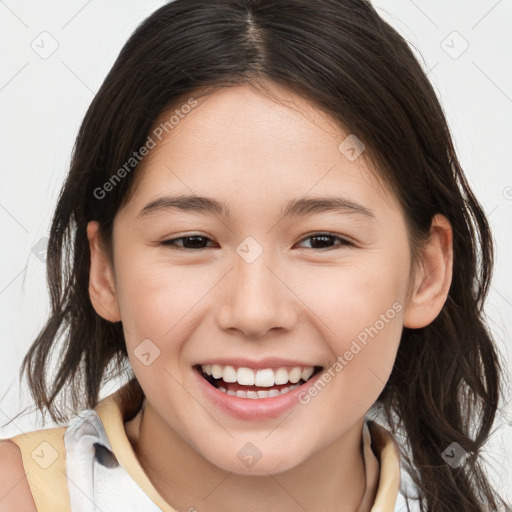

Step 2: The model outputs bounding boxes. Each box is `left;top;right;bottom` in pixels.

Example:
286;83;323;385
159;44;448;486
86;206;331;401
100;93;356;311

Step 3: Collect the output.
195;357;323;370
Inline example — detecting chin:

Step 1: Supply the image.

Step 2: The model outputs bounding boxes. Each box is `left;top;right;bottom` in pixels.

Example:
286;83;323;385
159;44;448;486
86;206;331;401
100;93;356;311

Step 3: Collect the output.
205;445;308;476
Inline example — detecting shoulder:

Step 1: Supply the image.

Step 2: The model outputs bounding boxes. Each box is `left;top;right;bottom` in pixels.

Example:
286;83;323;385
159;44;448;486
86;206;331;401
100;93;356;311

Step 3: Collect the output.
0;440;37;511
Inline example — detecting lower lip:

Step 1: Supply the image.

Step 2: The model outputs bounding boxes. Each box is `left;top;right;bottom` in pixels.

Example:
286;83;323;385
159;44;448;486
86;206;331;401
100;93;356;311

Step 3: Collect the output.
193;367;323;421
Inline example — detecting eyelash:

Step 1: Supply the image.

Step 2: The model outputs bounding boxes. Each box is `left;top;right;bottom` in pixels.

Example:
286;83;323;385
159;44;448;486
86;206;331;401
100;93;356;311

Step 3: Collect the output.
160;232;354;251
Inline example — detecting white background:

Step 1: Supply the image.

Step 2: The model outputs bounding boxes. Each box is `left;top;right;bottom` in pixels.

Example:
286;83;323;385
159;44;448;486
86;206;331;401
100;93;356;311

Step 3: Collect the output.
0;0;510;505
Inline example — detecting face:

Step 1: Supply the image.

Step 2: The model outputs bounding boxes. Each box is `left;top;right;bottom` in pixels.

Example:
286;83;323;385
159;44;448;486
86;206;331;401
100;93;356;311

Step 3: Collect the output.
89;82;428;475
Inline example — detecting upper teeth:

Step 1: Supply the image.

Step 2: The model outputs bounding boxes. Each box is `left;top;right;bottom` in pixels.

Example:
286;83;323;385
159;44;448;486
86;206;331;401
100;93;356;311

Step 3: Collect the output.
200;364;316;387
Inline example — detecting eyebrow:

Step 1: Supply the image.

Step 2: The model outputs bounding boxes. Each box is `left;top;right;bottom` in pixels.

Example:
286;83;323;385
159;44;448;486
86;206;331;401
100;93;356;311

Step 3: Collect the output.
137;195;375;220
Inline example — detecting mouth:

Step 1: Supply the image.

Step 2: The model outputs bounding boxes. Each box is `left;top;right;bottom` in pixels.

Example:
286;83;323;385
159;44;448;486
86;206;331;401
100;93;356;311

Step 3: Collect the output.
194;363;324;400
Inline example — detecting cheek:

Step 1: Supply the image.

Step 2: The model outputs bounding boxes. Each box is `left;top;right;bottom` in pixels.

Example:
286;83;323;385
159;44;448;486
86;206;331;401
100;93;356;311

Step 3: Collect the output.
296;255;406;340
114;251;213;336
295;258;405;406
115;258;210;400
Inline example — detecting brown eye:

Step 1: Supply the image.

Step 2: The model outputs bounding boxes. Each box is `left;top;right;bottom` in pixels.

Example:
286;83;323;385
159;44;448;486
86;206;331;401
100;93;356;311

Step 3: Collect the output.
161;235;215;250
296;233;353;250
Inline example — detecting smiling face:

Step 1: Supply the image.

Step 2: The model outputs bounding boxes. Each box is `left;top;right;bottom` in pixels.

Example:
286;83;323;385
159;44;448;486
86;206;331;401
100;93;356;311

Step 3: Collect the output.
87;81;451;477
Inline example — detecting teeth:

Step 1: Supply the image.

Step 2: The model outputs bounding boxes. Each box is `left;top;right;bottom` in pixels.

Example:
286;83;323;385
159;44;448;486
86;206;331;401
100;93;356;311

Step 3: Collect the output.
200;364;317;387
211;364;223;379
288;367;302;383
302;367;315;381
222;365;237;383
218;383;301;399
273;368;289;385
237;367;255;385
255;369;274;387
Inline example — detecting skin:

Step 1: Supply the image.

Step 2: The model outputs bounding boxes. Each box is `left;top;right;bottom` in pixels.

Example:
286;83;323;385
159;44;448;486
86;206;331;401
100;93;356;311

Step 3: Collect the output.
87;82;453;512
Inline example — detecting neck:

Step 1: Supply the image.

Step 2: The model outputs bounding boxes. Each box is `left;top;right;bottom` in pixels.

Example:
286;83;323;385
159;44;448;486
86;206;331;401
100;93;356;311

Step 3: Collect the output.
126;401;371;512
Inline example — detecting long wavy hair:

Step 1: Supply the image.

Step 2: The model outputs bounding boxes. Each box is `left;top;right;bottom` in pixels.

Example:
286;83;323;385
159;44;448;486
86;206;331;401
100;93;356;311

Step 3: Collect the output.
4;0;510;510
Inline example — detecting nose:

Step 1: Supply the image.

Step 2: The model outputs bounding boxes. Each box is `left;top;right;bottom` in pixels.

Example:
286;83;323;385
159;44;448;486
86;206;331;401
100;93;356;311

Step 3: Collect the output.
215;249;299;339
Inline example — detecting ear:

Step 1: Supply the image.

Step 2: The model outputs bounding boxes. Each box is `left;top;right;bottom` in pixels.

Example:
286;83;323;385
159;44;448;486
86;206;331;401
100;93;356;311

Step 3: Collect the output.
86;220;121;322
403;214;453;329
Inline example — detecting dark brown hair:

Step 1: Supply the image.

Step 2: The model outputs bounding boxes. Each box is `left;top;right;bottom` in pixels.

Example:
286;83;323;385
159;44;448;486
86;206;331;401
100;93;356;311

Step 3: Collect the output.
5;1;510;510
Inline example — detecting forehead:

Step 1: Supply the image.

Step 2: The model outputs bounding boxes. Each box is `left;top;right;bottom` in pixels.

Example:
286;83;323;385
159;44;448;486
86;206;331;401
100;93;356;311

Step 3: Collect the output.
120;83;399;220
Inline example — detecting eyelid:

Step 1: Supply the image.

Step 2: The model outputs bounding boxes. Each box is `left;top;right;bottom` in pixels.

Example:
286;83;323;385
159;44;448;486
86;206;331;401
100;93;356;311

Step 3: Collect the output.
160;232;355;250
295;232;355;249
160;233;216;249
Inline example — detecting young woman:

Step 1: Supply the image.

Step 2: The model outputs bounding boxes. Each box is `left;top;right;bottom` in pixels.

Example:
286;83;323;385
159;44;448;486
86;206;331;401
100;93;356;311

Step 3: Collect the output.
1;1;509;511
